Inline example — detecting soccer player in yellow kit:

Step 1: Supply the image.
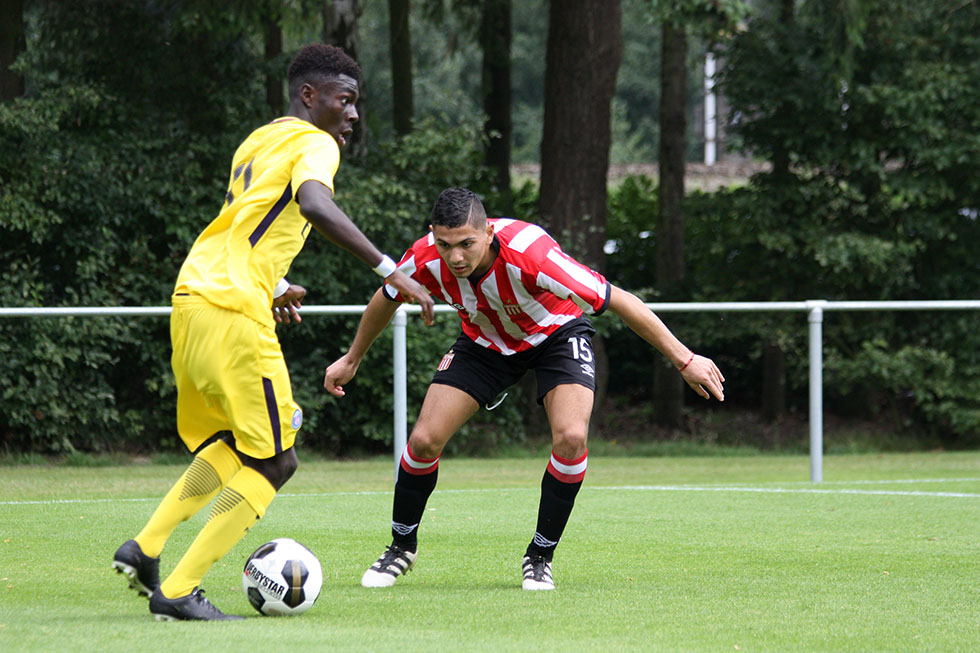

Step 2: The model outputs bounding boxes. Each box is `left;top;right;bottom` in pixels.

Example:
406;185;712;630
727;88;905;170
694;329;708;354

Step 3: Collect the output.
112;44;434;621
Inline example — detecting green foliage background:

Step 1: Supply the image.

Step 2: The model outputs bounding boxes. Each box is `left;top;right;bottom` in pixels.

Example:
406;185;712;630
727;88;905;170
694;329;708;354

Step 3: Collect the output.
0;1;529;455
712;0;980;446
2;0;980;454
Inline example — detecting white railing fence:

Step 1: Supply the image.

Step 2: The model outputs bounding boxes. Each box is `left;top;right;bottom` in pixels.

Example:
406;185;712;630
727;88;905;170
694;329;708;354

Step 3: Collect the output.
4;300;980;482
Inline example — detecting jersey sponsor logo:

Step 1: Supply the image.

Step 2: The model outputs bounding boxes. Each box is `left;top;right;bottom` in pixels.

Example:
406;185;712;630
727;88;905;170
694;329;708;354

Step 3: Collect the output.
291;408;303;430
437;350;455;371
580;363;595;379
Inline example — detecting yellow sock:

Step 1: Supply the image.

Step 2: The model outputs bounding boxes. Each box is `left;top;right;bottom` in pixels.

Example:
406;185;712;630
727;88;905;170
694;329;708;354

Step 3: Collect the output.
134;439;241;558
160;466;276;599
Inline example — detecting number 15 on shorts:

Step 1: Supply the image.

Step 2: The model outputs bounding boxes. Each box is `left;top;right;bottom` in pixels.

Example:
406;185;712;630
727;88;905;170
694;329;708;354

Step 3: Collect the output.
568;336;596;379
568;336;593;362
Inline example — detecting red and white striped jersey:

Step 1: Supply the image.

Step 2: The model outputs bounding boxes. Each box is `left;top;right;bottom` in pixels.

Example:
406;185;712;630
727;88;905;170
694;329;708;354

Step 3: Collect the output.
383;218;611;355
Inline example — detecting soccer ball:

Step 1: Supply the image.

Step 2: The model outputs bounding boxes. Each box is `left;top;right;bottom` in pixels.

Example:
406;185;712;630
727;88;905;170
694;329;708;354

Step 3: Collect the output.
242;538;323;616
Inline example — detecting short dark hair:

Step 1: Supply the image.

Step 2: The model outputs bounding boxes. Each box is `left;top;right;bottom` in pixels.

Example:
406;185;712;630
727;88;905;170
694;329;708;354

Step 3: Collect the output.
430;188;487;229
287;44;361;99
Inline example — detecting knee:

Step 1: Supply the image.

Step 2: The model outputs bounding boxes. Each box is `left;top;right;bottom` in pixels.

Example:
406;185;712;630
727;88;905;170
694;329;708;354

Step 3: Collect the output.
407;431;443;460
246;448;298;491
279;449;299;483
551;428;587;459
272;449;299;488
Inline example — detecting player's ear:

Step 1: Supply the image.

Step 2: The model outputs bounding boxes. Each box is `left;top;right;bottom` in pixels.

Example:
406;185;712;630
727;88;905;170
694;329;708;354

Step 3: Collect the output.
300;82;316;108
428;224;434;233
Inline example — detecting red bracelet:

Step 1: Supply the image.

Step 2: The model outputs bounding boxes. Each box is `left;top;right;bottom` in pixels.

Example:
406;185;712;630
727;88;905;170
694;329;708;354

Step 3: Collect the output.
678;352;694;372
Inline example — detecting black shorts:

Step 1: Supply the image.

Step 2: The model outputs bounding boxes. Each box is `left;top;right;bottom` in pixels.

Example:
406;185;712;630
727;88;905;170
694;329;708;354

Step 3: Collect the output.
431;317;597;406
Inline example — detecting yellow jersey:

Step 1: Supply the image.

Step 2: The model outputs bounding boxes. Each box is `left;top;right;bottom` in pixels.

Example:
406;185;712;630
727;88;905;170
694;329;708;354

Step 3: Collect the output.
174;117;340;328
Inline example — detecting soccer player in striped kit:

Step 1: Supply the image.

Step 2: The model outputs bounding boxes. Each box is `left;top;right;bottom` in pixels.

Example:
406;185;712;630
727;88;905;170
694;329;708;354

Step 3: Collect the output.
324;187;725;590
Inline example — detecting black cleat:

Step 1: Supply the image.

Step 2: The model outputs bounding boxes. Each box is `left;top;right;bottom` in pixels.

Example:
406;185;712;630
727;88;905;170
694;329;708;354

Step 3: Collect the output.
149;587;243;621
112;539;160;598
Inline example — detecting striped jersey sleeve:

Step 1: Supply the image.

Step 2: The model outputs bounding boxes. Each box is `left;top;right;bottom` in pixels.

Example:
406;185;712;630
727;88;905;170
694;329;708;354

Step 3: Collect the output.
502;220;609;317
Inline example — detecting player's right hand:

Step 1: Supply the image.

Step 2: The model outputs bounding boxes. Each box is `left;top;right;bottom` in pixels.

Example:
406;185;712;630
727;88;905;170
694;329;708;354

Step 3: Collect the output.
324;355;359;397
386;270;435;326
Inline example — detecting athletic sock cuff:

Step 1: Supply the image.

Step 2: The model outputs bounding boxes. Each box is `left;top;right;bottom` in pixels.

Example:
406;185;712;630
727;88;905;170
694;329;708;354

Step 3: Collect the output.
400;442;440;476
546;449;588;484
226;466;276;518
197;438;243;484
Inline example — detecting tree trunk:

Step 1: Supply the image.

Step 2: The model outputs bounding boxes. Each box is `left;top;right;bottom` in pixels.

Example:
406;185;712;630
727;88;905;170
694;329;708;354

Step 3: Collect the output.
323;0;361;57
323;0;368;157
760;0;794;423
263;16;283;117
652;20;687;430
539;0;621;270
480;0;512;213
772;0;794;179
539;0;621;435
388;0;413;135
0;0;25;102
762;341;786;423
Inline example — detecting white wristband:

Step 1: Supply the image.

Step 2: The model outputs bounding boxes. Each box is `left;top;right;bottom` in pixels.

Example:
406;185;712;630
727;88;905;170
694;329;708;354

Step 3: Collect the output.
273;278;290;298
373;255;397;278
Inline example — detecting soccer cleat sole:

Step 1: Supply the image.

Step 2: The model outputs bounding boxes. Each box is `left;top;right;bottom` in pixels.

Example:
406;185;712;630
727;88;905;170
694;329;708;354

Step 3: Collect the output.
148;587;245;621
361;571;398;587
360;547;417;588
361;568;407;588
521;555;555;590
112;561;153;598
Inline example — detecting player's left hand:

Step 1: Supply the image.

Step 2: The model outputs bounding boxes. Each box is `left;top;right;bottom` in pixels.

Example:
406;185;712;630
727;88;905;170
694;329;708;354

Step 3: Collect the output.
273;284;307;324
679;353;726;401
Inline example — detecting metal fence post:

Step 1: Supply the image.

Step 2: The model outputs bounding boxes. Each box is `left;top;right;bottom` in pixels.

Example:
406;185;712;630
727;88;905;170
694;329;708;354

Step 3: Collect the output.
807;300;827;482
392;306;408;478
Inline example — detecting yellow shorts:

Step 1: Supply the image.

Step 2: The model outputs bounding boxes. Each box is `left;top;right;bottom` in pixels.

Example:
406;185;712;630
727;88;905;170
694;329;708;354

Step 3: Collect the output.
170;295;301;459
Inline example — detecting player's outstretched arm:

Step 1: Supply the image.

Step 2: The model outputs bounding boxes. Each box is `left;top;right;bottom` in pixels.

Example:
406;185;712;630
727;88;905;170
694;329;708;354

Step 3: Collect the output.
607;284;726;401
296;179;434;325
384;269;434;326
324;288;401;397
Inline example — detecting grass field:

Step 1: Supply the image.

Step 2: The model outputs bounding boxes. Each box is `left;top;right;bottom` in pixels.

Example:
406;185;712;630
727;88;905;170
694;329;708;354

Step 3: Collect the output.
2;452;978;651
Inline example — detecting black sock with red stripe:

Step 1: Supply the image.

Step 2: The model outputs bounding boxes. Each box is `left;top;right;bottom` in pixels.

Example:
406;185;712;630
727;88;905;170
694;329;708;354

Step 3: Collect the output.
526;450;587;561
390;444;439;553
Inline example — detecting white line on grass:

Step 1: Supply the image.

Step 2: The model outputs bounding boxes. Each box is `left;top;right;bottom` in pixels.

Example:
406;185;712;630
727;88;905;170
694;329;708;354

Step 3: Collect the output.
3;480;980;506
587;485;980;498
700;477;980;486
